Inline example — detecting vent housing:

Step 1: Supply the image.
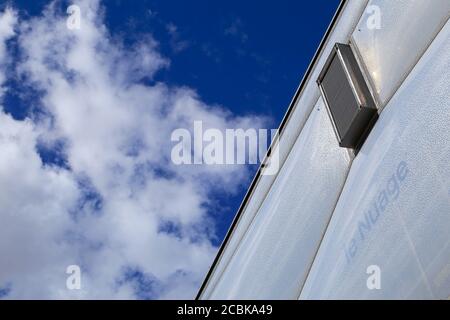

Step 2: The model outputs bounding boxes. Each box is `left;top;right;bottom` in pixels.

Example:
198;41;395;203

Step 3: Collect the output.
317;43;378;150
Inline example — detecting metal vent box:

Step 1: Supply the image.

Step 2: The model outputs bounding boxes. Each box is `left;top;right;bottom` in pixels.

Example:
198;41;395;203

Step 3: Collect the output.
317;43;378;149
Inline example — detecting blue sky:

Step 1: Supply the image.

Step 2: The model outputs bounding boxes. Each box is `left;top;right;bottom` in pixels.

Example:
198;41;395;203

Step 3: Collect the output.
10;0;338;118
0;0;339;299
99;0;339;241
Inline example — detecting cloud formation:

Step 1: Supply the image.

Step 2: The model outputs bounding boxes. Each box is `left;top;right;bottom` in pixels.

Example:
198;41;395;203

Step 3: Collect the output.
0;0;266;299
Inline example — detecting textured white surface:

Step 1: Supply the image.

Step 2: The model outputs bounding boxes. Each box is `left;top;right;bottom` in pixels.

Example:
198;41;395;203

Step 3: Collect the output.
352;0;450;106
199;0;369;298
300;18;450;299
208;99;351;299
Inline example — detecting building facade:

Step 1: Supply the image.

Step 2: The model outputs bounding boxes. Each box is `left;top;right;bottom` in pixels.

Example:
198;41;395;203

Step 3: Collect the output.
198;0;450;299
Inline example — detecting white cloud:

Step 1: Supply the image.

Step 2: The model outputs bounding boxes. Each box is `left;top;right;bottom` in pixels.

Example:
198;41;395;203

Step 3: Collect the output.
0;1;267;299
224;17;248;43
0;7;16;55
0;7;17;95
166;22;190;53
